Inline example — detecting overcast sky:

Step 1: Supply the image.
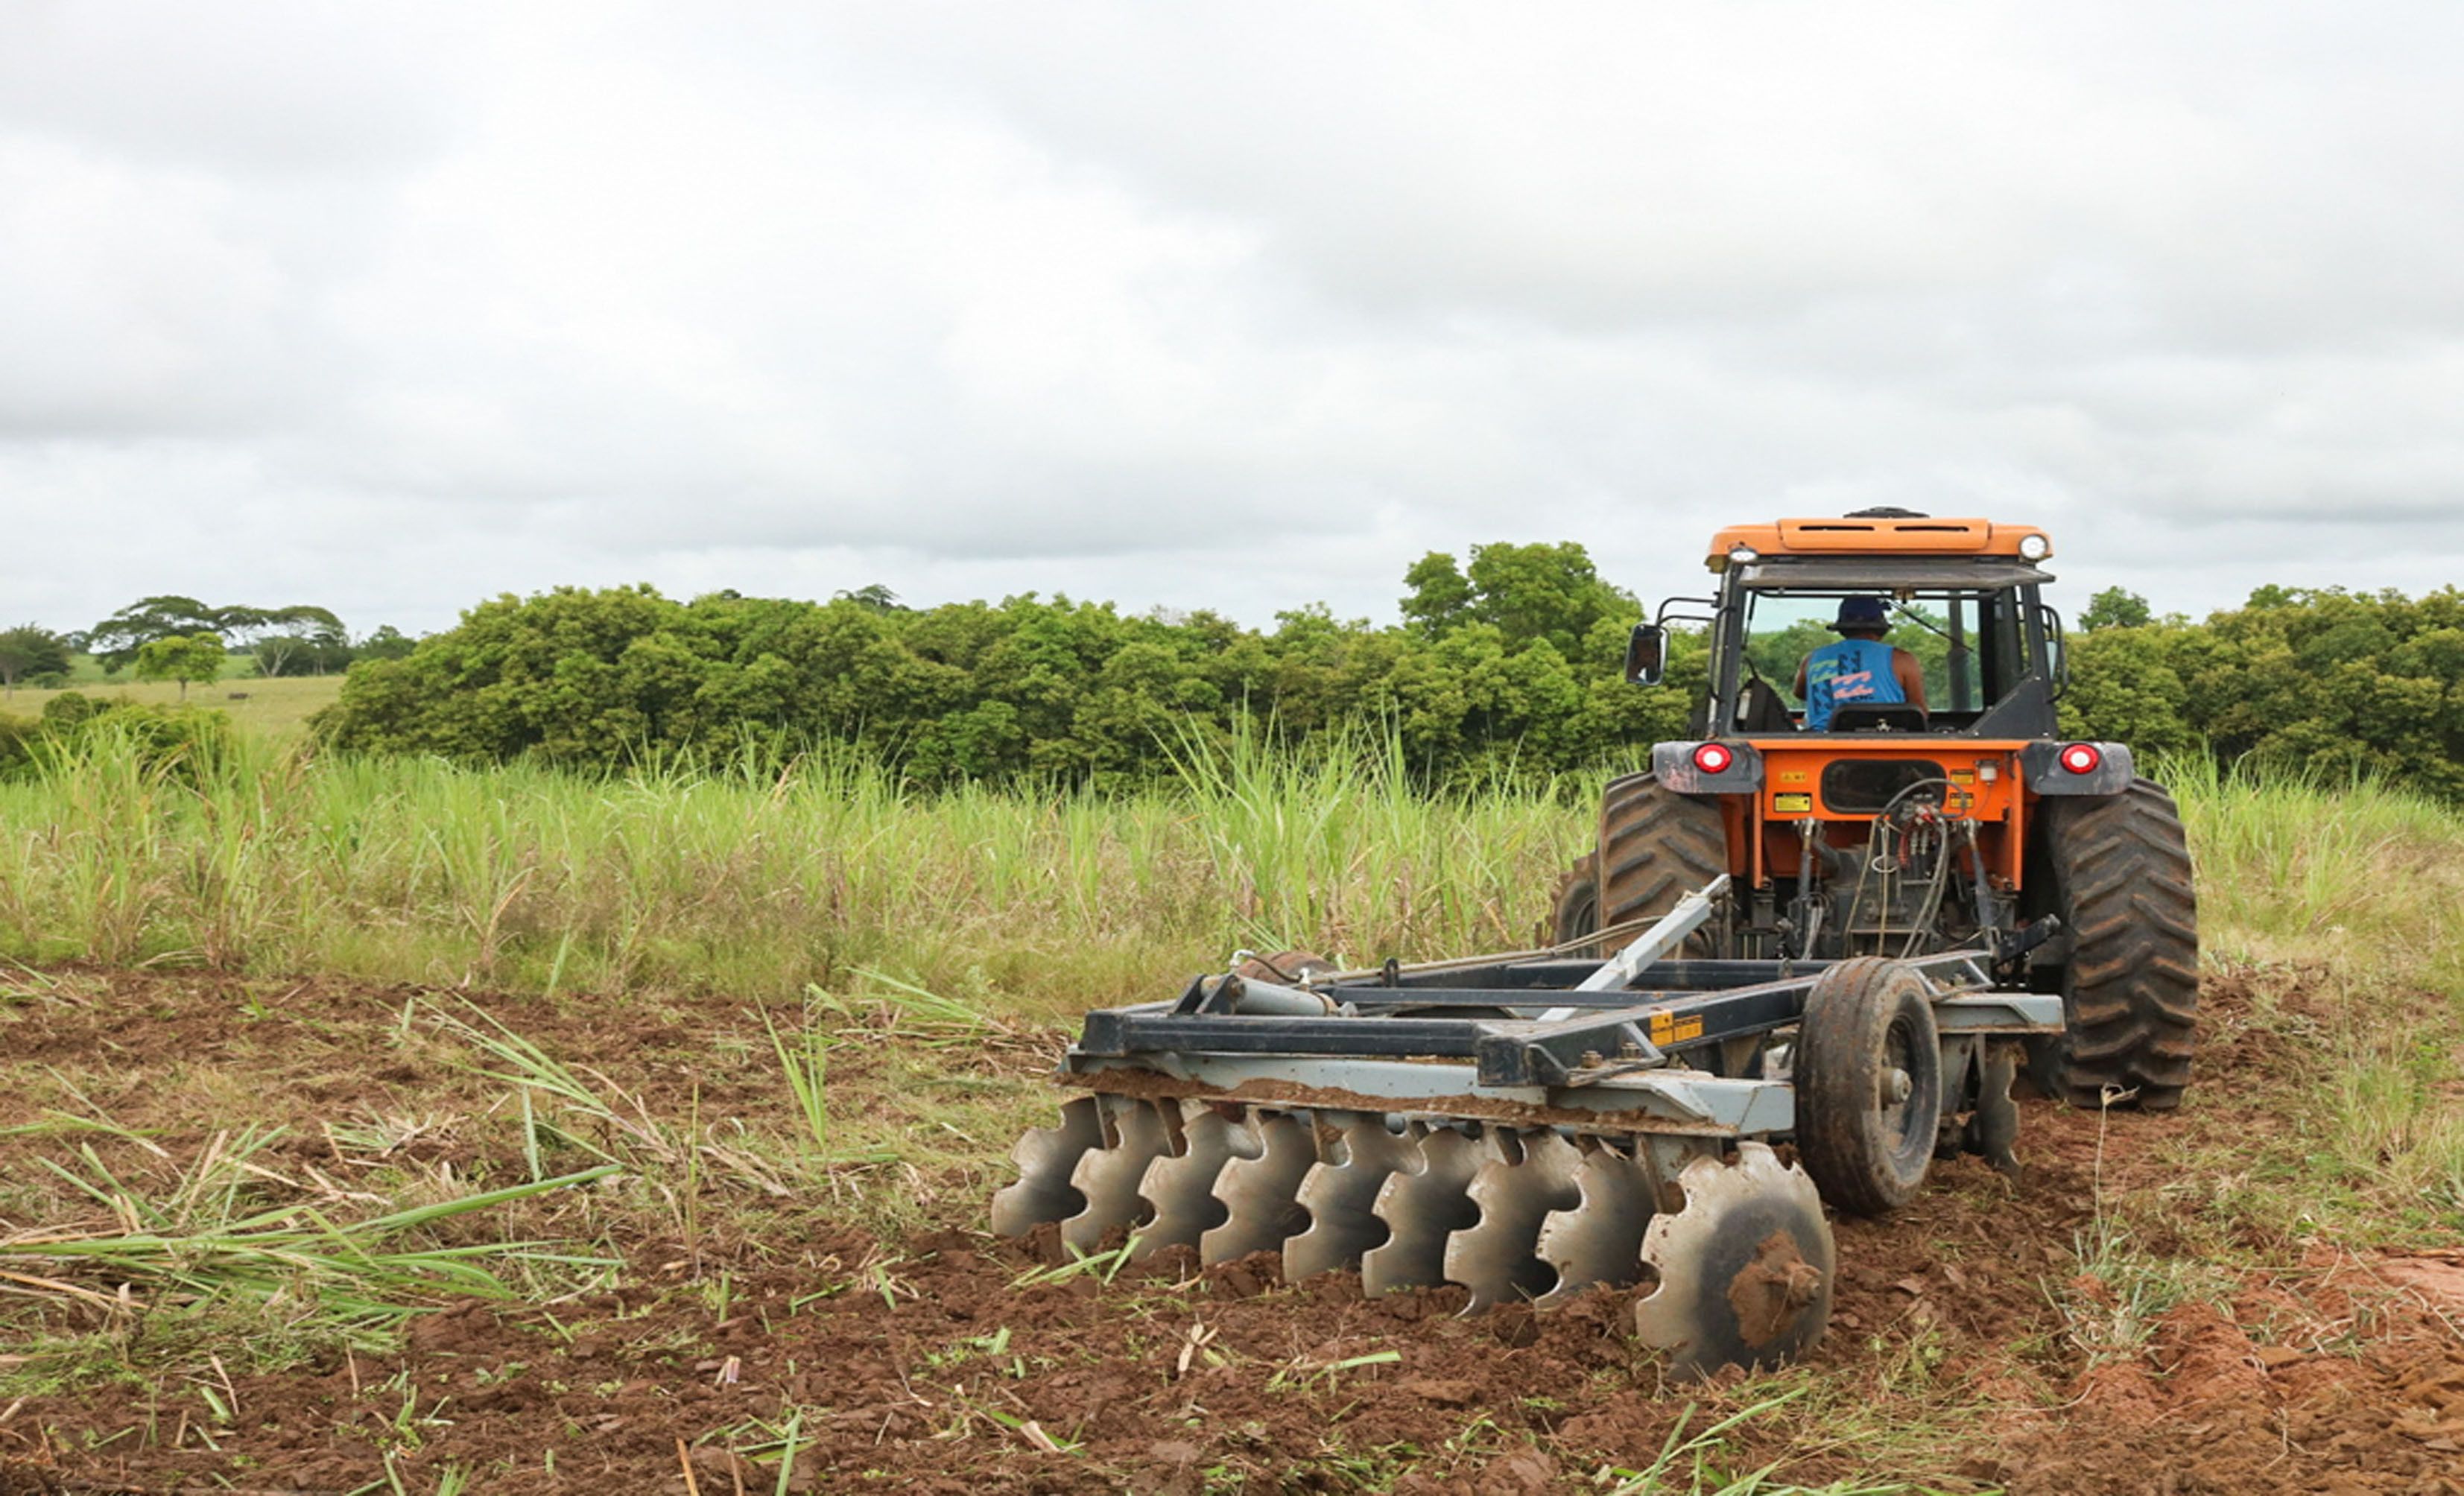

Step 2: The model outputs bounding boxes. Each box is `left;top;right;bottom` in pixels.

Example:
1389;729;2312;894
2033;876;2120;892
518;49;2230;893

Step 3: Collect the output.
5;1;2462;640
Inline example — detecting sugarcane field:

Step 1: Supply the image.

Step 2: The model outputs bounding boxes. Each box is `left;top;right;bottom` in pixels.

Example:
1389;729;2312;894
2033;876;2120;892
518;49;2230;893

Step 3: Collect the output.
0;697;2461;1494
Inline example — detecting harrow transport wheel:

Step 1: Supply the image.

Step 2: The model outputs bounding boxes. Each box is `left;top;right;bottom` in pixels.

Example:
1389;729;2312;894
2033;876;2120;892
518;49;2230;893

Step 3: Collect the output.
1794;957;1941;1217
2028;777;2200;1111
1587;772;1727;956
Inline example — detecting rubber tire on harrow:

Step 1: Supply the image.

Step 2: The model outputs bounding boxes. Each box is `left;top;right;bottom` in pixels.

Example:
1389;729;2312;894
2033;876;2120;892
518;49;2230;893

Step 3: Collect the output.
2025;777;2200;1112
1550;773;1727;954
1794;957;1942;1217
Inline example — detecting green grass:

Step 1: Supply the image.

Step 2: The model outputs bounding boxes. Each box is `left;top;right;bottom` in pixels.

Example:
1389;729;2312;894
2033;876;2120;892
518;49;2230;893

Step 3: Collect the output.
2;735;2460;1236
2164;754;2464;974
2157;754;2464;1243
3;672;345;736
0;727;1583;1012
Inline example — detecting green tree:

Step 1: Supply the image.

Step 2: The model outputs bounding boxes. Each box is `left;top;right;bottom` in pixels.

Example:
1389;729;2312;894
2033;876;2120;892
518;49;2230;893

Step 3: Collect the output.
85;596;222;672
355;624;417;662
0;624;70;697
2079;586;2153;632
1401;542;1637;661
87;598;350;673
2062;627;2196;754
133;632;229;700
833;583;908;612
1399;553;1476;637
244;606;350;676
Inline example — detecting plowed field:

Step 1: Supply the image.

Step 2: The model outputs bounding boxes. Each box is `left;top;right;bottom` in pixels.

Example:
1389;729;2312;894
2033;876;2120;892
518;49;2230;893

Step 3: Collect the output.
0;968;2458;1495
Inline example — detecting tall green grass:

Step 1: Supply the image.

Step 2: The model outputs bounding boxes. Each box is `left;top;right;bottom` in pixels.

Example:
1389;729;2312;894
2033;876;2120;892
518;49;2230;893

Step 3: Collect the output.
2159;753;2464;1234
0;726;1582;1018
2164;754;2464;977
10;731;2464;1015
10;731;2463;1013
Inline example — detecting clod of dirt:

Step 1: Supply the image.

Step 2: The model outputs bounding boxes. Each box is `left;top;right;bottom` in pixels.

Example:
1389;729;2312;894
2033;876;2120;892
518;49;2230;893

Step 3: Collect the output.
2381;1253;2464;1312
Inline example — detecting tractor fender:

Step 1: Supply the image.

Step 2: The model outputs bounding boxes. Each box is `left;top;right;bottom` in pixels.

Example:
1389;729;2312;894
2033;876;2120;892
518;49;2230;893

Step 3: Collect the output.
2018;741;2135;795
1652;740;1766;794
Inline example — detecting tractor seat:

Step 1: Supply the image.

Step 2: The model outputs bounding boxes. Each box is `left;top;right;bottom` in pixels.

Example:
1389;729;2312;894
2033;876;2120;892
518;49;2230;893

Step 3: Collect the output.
1737;678;1799;734
1827;703;1931;733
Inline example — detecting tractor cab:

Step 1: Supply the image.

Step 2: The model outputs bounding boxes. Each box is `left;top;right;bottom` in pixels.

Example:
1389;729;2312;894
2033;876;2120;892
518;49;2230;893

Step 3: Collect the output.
1625;510;2066;740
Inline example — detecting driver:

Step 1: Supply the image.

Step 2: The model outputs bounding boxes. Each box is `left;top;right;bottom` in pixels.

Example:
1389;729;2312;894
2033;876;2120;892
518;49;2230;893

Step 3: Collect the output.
1794;596;1926;730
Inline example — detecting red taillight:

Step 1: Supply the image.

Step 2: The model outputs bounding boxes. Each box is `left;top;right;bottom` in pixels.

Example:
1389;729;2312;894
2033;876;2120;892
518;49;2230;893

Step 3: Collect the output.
1693;742;1735;775
2059;743;2102;775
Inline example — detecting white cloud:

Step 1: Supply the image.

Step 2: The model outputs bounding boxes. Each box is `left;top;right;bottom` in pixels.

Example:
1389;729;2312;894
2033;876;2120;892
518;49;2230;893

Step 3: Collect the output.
4;0;2464;644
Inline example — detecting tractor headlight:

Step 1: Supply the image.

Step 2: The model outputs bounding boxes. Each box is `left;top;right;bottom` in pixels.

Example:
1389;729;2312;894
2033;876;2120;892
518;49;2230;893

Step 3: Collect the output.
1728;545;1760;564
2017;533;2051;561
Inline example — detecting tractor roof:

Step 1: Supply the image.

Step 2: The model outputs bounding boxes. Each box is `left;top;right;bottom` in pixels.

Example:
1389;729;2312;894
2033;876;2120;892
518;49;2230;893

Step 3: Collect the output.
1707;515;2052;568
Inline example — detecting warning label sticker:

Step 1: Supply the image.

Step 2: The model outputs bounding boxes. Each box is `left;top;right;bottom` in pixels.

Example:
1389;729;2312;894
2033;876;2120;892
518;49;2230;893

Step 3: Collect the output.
1647;1009;1706;1046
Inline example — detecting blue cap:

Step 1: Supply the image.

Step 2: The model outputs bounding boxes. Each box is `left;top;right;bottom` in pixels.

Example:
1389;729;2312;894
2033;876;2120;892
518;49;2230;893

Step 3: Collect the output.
1830;597;1890;632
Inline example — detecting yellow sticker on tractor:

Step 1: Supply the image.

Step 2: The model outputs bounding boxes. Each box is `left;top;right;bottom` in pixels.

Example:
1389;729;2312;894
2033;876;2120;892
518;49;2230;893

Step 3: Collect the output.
1647;1009;1706;1046
1773;793;1813;814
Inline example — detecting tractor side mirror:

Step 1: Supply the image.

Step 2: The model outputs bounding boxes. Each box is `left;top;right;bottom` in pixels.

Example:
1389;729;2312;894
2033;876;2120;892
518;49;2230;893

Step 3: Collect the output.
1624;623;1666;686
2036;605;2068;698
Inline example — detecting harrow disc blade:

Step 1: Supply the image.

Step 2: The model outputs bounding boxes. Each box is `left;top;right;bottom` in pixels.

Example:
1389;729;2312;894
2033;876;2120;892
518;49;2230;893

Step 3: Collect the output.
1062;1097;1175;1255
1632;1141;1834;1379
1972;1044;2021;1176
1361;1125;1483;1297
1447;1129;1584;1313
1202;1111;1317;1265
990;1096;1104;1238
1285;1112;1411;1282
1533;1139;1658;1302
1137;1102;1252;1258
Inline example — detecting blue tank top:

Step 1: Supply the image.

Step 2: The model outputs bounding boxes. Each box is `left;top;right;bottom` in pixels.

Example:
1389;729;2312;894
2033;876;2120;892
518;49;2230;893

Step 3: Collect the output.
1804;638;1907;729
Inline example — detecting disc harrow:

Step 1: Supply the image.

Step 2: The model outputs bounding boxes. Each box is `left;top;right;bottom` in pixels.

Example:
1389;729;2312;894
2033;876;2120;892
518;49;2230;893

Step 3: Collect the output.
992;885;2061;1378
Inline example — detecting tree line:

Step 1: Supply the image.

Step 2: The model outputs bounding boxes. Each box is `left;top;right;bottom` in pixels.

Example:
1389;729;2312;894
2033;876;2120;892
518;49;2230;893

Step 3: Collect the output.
0;597;416;695
2062;583;2464;804
315;545;1699;788
310;545;2464;803
18;554;2461;805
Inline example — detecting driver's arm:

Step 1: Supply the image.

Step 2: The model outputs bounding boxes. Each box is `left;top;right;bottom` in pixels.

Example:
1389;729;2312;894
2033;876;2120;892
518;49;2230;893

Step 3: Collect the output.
1792;658;1809;700
1892;649;1928;709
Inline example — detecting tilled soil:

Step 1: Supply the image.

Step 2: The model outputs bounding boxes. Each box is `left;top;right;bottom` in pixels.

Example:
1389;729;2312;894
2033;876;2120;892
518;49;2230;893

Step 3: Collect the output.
0;969;2457;1494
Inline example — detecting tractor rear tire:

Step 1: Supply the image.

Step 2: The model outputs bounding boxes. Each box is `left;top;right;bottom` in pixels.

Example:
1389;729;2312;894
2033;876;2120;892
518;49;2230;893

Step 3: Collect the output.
1550;773;1728;954
1549;855;1603;952
2028;777;2199;1111
1597;772;1729;945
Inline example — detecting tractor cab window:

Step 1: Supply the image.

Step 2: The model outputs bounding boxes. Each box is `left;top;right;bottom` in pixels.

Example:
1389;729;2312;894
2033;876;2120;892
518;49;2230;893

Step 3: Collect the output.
1735;589;2028;731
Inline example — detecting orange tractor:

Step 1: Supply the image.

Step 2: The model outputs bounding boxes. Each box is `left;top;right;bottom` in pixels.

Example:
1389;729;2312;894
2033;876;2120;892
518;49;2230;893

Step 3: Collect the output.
992;510;2194;1376
1554;508;2197;1110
